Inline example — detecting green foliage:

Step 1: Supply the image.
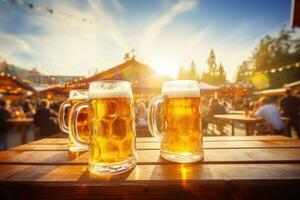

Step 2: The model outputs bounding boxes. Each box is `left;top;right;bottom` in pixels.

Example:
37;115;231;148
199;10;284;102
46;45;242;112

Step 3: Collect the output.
236;28;300;88
177;49;228;85
200;49;227;85
177;61;198;80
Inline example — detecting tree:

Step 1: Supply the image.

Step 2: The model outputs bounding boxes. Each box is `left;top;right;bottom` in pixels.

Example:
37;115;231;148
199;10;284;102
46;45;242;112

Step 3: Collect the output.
199;49;227;85
236;27;300;89
177;66;187;80
188;60;197;80
207;49;217;75
218;62;227;84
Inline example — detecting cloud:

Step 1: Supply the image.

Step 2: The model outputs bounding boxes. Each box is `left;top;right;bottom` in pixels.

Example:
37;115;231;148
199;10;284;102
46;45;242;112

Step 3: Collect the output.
111;0;125;13
0;33;31;54
143;0;198;51
0;0;130;76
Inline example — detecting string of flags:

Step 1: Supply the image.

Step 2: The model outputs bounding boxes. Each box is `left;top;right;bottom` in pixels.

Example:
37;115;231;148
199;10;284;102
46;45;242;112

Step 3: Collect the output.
240;61;300;76
1;0;92;24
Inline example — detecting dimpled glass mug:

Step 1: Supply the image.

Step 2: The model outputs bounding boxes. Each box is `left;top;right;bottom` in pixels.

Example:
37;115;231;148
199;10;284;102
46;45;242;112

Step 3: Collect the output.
69;80;137;175
58;89;90;152
148;80;204;163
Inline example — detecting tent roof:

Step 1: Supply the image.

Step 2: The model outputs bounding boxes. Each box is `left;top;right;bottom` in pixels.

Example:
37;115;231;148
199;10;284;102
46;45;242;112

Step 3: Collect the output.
254;88;286;96
284;80;300;88
68;58;155;86
198;82;219;90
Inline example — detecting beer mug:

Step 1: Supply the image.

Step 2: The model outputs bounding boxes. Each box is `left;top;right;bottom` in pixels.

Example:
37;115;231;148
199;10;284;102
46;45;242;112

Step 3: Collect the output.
148;80;203;163
58;89;90;152
69;80;137;175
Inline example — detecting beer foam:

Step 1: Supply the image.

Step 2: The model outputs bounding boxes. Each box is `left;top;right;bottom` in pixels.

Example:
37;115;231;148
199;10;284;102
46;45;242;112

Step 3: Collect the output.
89;90;132;99
69;90;88;100
162;80;200;98
88;81;133;99
162;89;200;98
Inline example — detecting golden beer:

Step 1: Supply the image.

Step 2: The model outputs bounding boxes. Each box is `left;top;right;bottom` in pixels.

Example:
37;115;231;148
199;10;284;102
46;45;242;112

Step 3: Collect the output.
69;81;137;175
70;99;90;143
89;98;135;164
148;80;203;163
58;89;89;152
161;97;201;154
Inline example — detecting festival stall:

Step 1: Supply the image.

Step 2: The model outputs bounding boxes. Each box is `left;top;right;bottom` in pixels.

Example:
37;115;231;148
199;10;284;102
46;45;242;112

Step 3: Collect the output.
59;58;171;103
0;71;34;98
218;82;253;97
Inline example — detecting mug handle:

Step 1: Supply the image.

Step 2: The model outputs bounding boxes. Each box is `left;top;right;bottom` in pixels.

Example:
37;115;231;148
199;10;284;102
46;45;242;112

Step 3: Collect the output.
58;101;71;133
148;95;163;139
69;100;89;148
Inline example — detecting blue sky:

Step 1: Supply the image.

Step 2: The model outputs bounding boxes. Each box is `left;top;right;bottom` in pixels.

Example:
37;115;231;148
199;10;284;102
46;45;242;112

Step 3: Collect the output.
0;0;292;80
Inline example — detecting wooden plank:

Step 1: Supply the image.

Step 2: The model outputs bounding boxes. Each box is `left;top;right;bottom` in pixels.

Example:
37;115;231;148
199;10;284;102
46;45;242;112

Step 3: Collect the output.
29;138;69;145
1;164;300;200
0;181;233;200
29;135;292;145
136;135;294;143
12;139;300;151
137;140;300;150
2;148;300;165
1;164;300;182
11;144;69;151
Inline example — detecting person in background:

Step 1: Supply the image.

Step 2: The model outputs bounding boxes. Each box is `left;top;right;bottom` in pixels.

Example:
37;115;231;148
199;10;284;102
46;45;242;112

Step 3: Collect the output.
33;99;59;138
209;98;227;115
252;97;284;134
136;101;148;127
222;101;231;113
209;98;226;135
280;89;300;138
0;100;12;150
200;98;210;134
22;99;35;117
50;100;60;114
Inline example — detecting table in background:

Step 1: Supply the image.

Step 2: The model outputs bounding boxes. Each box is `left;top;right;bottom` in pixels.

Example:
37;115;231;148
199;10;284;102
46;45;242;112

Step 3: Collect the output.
6;118;33;144
229;110;245;115
1;136;300;199
214;114;263;135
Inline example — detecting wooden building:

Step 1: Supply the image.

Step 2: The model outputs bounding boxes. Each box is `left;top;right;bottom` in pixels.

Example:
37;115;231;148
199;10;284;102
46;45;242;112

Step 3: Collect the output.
44;58;171;102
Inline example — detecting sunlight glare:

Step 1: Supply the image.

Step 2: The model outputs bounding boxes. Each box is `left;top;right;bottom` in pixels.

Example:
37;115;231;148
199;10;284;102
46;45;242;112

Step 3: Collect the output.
148;56;179;78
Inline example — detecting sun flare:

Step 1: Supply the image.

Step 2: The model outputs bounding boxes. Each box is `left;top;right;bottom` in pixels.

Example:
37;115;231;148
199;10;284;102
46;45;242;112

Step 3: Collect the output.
148;56;179;78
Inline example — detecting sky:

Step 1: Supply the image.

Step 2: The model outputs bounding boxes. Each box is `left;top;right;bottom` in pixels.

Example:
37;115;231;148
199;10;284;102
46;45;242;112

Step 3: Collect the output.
0;0;292;81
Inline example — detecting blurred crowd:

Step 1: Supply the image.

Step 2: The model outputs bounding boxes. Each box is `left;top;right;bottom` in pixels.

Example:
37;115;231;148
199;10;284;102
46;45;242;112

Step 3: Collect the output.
0;98;61;149
0;89;299;150
200;89;300;137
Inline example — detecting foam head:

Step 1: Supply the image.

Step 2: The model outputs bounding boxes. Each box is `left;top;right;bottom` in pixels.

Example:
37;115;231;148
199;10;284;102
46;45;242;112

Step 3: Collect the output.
88;80;133;99
69;89;88;100
162;80;200;98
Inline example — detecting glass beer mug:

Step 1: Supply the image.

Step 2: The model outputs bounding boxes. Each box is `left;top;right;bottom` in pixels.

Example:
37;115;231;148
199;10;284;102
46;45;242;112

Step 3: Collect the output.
58;89;90;152
148;80;203;163
69;80;137;175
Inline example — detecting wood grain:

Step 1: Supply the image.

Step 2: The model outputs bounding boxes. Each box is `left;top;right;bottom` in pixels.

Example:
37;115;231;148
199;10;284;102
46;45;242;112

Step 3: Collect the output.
2;148;300;165
12;140;300;151
1;164;300;182
1;136;300;200
28;135;291;145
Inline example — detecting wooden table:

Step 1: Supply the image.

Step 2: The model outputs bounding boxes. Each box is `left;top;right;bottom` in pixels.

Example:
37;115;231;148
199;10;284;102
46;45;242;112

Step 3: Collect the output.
1;136;300;199
7;118;34;144
229;110;245;115
214;114;263;135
